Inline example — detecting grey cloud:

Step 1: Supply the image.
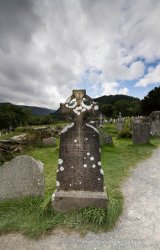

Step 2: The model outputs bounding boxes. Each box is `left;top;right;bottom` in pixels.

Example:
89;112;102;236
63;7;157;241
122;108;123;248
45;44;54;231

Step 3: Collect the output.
0;0;40;52
0;0;160;109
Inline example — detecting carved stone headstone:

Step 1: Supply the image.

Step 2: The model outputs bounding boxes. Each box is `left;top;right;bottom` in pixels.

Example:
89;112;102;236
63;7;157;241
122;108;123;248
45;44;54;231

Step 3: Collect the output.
52;90;107;212
149;111;160;136
132;120;150;144
0;155;44;200
99;128;113;146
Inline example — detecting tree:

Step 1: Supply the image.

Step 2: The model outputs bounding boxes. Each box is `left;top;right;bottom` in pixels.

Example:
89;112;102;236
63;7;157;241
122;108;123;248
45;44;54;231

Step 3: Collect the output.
113;99;141;116
0;103;29;130
141;86;160;115
100;104;114;117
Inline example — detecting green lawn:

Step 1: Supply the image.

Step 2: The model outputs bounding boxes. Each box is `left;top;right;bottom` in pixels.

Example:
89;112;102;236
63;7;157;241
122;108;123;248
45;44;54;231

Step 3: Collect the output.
0;127;160;237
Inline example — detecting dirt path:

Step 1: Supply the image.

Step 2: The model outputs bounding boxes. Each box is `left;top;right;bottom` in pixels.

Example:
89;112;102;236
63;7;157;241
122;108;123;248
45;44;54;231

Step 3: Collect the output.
0;148;160;250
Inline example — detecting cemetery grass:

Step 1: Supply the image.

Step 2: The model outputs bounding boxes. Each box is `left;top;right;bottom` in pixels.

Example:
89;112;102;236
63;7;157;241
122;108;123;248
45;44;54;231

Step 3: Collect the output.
0;137;160;238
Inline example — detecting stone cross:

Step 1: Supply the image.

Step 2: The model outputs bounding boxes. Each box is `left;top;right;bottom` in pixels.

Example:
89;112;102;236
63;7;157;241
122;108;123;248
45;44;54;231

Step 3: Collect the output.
52;89;107;212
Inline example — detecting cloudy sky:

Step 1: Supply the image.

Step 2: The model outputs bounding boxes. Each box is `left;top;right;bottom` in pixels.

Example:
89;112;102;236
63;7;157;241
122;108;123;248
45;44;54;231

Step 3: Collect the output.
0;0;160;109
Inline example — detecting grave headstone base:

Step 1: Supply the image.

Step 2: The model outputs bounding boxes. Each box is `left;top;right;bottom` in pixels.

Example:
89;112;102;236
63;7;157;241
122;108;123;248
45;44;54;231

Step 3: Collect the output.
52;190;107;212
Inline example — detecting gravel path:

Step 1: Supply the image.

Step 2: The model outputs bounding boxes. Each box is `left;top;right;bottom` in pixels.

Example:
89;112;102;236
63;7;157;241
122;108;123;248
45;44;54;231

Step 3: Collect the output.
1;148;160;250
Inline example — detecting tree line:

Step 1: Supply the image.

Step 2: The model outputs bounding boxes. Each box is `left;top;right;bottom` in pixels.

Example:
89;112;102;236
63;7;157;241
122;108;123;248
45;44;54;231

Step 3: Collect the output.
0;86;160;131
0;103;54;131
98;86;160;117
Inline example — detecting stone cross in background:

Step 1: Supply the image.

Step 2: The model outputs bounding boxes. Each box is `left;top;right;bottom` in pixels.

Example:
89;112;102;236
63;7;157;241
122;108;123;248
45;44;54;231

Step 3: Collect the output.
116;112;123;132
52;89;107;212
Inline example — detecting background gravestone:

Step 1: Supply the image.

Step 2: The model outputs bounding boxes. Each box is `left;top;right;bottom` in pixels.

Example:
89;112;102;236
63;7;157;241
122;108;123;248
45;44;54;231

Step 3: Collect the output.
132;120;150;144
149;111;160;136
0;155;44;200
52;89;107;212
99;127;113;146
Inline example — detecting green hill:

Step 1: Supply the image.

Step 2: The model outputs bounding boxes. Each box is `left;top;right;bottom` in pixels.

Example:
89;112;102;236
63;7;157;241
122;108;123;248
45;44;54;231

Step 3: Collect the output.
93;94;140;105
0;103;55;116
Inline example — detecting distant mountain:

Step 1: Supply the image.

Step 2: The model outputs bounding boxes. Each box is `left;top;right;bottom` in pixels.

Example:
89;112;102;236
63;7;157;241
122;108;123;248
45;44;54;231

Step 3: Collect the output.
0;103;55;116
93;94;140;106
19;105;55;116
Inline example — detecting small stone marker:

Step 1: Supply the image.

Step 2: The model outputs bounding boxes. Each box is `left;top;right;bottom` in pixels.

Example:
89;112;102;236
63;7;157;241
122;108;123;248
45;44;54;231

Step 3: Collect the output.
0;155;44;200
132;120;150;144
52;90;107;212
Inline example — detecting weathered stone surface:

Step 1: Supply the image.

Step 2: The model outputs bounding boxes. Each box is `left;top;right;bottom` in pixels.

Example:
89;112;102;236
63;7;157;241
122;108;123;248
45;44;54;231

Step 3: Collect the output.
149;111;160;136
99;128;113;146
0;155;44;200
52;89;107;211
42;137;56;146
52;190;107;212
11;134;29;144
33;127;52;140
132;121;150;144
116;112;123;132
0;134;33;153
0;139;22;153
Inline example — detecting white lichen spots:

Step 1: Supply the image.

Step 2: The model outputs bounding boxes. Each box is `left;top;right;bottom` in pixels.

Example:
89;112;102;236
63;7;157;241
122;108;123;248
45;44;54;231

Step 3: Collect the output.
98;161;101;166
82;108;86;112
84;164;87;168
56;181;60;187
58;159;63;165
76;106;82;111
98;178;101;181
73;109;80;115
61;123;74;134
79;182;82;184
86;123;99;134
92;164;96;169
100;169;104;175
85;138;88;141
84;157;86;159
87;152;90;156
69;184;72;186
90;156;94;161
71;166;74;168
60;166;64;171
52;193;55;201
74;139;77;142
94;105;99;110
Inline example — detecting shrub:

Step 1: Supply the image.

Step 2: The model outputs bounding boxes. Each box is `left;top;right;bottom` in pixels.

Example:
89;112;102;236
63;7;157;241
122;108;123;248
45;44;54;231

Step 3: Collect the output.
117;128;132;138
